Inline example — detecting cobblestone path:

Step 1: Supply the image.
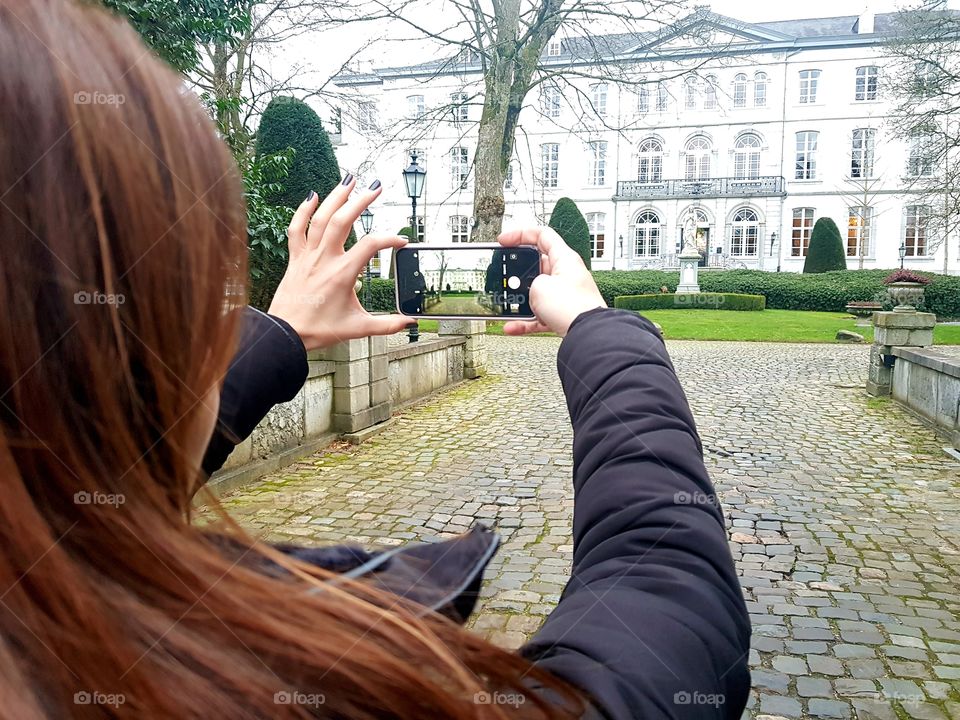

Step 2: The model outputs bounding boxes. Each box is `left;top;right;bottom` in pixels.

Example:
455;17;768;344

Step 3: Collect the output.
206;337;960;720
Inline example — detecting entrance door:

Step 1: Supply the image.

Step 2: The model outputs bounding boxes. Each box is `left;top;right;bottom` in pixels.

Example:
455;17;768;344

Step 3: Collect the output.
696;227;710;267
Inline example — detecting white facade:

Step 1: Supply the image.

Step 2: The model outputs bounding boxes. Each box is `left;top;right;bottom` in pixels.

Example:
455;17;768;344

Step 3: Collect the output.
333;9;959;275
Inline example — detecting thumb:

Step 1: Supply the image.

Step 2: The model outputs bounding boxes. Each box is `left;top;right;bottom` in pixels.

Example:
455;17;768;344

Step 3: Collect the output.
362;313;414;337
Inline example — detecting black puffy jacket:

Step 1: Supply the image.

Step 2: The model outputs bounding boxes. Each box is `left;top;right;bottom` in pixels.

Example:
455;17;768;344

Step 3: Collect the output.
202;307;751;719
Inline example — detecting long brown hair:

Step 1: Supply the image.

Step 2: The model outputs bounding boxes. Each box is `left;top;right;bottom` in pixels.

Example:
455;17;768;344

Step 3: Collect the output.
0;0;582;717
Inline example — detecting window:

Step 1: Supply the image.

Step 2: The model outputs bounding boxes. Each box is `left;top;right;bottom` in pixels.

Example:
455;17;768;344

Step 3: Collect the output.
754;72;768;107
914;61;939;95
547;38;562;57
734;134;762;180
408;215;425;242
634;211;661;257
588;141;608;186
908;132;936;177
847;206;874;257
450;92;468;124
799;70;820;104
733;74;748;108
855;66;879;101
795;131;819;180
540;143;559;187
684;136;712;181
791;208;815;257
358;101;377;132
450;146;469;189
407;95;425;119
685;76;698;110
656;81;668;112
450;215;469;243
542;86;561;118
637;138;663;184
851;129;876;179
591;83;608;116
730;208;759;256
638;86;650;114
904;205;930;257
704;76;718;110
586;213;606;259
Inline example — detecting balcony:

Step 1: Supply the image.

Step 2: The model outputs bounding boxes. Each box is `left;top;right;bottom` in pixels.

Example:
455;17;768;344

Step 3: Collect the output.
615;176;786;201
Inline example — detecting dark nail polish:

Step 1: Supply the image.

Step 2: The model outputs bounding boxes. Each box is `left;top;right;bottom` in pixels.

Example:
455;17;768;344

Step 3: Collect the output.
341;174;354;186
369;180;381;191
305;190;316;202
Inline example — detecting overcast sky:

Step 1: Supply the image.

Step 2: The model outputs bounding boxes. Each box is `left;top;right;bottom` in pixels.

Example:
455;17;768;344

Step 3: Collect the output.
708;0;900;22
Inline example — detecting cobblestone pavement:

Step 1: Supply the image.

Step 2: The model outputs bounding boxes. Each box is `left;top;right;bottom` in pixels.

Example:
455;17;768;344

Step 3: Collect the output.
204;337;960;720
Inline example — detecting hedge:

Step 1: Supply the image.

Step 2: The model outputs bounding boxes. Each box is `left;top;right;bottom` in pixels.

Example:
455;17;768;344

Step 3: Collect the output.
359;270;960;320
548;197;592;269
803;218;846;274
614;293;766;312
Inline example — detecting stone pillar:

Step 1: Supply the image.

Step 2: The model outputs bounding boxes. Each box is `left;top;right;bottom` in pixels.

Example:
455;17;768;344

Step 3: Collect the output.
866;311;936;396
676;244;702;294
320;336;392;433
438;319;487;379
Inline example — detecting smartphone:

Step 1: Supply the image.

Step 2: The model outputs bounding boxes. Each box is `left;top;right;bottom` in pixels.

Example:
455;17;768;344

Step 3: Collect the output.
394;244;540;320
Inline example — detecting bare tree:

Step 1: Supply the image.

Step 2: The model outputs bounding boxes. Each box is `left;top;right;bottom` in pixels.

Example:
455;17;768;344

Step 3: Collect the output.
341;1;730;242
883;0;960;273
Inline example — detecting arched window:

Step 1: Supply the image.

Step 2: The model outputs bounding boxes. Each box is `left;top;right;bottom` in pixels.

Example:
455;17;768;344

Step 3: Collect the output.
734;134;761;180
754;72;768;107
704;76;718;110
730;208;760;256
634;211;661;257
684;136;712;181
637;138;663;184
733;73;748;108
685;76;698;110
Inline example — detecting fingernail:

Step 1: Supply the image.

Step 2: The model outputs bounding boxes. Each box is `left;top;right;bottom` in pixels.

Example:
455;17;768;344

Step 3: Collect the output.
305;190;316;202
369;180;381;191
341;174;354;186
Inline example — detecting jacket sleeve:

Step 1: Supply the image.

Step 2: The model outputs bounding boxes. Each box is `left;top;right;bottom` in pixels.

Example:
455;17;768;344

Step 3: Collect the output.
522;309;751;720
201;307;309;477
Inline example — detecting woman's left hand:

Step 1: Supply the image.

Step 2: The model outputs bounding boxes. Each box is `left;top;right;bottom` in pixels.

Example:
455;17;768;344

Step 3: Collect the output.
267;177;410;351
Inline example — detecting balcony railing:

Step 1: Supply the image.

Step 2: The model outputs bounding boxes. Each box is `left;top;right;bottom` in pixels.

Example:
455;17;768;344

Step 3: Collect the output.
615;176;786;200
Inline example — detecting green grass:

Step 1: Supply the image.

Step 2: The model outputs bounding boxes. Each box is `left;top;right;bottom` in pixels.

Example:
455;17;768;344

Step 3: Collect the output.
415;312;960;344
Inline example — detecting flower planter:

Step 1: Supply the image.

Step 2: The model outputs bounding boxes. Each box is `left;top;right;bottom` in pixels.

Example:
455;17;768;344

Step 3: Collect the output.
886;282;926;313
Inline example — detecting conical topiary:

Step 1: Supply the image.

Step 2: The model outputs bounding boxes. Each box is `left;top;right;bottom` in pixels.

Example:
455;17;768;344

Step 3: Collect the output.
547;197;592;269
803;217;847;273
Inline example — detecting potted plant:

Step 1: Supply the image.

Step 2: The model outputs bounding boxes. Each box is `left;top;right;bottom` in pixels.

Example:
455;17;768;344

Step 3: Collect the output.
882;270;931;313
845;300;884;326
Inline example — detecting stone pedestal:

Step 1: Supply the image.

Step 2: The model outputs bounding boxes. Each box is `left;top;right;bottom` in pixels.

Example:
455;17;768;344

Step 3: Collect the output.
320;335;392;432
676;244;702;294
438;319;487;379
866;311;936;396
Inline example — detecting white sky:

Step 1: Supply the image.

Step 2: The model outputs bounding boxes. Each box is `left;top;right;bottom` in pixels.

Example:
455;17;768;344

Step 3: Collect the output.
708;0;900;22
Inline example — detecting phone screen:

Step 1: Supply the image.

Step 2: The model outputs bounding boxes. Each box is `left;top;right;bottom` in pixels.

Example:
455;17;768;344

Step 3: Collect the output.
394;245;540;319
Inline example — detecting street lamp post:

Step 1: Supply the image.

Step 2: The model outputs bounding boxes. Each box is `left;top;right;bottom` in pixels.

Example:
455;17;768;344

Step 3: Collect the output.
402;152;427;343
899;242;907;270
360;208;374;310
618;235;624;270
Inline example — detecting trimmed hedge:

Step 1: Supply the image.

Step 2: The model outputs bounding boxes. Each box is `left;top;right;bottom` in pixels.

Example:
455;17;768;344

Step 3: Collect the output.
614;293;766;312
548;198;592;269
362;270;960;320
803;218;846;274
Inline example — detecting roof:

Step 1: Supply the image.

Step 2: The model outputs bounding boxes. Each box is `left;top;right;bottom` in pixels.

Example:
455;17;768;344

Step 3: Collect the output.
332;8;943;85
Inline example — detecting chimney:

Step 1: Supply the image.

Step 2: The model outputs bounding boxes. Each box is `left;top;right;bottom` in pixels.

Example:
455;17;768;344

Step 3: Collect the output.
856;5;876;34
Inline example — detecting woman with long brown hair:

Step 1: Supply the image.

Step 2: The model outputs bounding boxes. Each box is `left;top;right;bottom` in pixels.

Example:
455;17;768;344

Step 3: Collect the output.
0;0;750;717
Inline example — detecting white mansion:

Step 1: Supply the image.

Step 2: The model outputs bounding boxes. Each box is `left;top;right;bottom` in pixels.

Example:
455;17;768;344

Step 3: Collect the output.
333;6;958;275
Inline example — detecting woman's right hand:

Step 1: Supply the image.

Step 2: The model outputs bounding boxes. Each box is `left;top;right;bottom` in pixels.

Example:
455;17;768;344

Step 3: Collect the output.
498;227;606;337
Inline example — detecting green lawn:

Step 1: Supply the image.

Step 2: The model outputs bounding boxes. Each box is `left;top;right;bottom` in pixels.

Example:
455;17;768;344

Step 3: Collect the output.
415;312;960;344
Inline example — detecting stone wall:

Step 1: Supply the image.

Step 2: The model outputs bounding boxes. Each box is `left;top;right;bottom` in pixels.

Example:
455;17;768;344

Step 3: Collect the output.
891;347;960;447
206;323;486;496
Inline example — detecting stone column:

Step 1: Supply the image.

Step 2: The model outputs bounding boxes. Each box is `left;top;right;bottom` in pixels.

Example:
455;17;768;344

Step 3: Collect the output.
320;336;392;433
438;319;487;379
866;311;936;396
